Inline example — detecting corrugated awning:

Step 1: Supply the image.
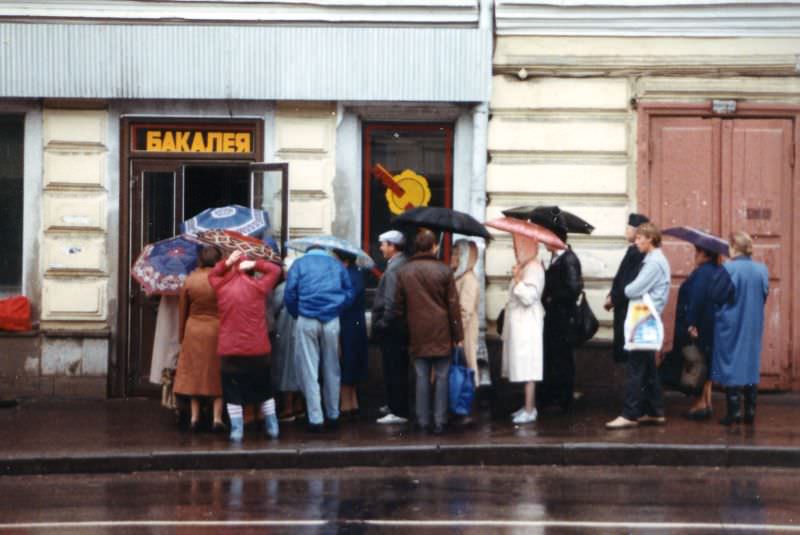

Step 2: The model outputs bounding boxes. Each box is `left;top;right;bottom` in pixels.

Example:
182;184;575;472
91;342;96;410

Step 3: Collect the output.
0;23;490;102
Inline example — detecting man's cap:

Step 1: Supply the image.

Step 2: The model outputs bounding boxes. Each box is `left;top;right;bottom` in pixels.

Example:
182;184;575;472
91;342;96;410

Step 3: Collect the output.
378;229;405;246
628;213;650;228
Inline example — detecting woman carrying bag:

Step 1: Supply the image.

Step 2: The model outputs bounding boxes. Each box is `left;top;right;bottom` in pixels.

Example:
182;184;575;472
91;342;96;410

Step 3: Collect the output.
606;222;671;430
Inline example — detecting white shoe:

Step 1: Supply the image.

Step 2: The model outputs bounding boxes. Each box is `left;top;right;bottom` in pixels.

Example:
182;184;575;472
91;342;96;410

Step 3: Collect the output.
512;410;538;424
511;407;527;419
376;413;408;425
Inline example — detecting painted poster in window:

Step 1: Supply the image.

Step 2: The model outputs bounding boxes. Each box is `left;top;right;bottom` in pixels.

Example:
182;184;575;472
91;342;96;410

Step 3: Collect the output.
362;123;453;279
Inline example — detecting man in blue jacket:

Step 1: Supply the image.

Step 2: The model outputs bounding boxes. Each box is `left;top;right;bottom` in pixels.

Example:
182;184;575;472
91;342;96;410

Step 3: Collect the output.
285;247;355;431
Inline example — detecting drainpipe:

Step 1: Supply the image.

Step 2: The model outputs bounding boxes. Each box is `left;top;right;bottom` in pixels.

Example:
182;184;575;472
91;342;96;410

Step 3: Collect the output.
471;0;493;377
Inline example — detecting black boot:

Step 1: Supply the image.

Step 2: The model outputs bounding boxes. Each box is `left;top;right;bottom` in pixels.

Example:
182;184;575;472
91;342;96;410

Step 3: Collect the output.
743;385;757;424
719;387;742;426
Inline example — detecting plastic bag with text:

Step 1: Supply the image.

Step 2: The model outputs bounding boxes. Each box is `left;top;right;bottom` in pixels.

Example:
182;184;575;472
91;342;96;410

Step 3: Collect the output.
623;294;664;352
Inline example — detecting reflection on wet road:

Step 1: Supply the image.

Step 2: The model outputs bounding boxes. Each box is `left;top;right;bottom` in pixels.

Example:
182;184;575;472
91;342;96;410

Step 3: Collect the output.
1;466;799;533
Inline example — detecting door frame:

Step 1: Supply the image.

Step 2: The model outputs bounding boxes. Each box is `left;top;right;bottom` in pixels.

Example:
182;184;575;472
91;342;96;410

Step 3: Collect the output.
115;117;264;398
361;122;455;261
637;101;800;390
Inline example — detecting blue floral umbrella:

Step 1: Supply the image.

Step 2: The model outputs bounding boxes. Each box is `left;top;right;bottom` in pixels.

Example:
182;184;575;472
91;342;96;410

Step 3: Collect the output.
182;204;270;237
131;236;202;296
286;236;375;269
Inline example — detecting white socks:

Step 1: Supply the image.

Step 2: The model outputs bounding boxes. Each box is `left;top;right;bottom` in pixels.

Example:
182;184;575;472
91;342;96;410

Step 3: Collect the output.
261;398;276;417
227;403;243;420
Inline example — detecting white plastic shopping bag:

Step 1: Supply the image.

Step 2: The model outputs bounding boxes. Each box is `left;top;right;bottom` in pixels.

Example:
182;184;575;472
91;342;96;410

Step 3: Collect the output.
623;294;664;351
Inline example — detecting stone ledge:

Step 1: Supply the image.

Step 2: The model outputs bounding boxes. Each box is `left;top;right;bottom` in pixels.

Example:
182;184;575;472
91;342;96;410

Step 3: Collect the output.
2;442;798;477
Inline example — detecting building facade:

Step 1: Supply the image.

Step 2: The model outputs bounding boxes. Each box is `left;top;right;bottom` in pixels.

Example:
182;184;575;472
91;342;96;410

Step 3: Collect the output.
0;0;491;398
487;0;800;390
3;0;800;398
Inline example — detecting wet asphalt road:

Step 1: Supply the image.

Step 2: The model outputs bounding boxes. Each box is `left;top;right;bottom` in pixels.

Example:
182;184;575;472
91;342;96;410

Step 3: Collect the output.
1;466;799;534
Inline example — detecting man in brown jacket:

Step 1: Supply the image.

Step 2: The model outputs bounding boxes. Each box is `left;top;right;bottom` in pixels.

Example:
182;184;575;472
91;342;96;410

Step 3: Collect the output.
393;229;463;434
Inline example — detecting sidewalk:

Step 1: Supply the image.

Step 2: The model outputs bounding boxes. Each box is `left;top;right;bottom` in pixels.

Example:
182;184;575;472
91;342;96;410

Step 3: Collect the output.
1;390;799;476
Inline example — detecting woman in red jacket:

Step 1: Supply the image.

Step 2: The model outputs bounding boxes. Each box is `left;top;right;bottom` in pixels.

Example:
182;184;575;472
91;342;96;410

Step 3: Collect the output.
209;250;282;442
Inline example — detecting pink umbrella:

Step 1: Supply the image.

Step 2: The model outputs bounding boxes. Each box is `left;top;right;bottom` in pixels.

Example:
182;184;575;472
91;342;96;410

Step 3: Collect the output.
485;217;566;251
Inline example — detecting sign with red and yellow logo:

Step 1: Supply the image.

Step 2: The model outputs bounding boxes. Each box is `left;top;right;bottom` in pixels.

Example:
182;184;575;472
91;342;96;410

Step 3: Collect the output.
372;164;432;215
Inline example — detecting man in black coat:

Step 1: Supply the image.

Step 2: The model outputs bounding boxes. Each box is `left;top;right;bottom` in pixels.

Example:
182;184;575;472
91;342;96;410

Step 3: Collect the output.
537;227;584;412
604;213;649;363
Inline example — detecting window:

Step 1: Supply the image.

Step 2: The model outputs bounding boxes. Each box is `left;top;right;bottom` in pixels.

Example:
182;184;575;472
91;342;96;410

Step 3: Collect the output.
0;115;23;291
362;123;453;274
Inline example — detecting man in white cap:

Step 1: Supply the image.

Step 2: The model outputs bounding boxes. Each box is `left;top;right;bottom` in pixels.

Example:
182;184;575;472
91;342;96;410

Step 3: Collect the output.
372;229;410;424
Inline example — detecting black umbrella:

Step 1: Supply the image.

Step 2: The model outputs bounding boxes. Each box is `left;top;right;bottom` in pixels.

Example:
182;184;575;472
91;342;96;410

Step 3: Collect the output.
392;207;492;240
502;205;594;235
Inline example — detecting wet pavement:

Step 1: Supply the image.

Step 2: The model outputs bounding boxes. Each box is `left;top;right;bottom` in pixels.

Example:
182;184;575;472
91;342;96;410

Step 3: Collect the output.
1;465;799;533
1;390;799;475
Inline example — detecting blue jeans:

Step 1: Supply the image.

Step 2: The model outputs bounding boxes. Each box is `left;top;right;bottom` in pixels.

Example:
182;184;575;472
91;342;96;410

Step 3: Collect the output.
295;316;341;425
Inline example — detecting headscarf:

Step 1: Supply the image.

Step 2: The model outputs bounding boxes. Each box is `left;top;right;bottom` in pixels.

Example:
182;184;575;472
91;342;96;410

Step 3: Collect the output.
453;239;478;280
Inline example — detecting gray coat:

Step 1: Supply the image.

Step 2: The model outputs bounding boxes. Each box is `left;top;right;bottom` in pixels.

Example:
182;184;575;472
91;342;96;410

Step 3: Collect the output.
372;252;407;336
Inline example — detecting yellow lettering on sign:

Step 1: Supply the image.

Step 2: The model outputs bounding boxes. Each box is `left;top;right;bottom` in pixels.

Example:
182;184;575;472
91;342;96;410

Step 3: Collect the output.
222;132;235;152
190;132;206;152
207;132;223;153
175;131;191;152
146;131;162;151
161;131;176;152
142;129;253;153
235;133;250;153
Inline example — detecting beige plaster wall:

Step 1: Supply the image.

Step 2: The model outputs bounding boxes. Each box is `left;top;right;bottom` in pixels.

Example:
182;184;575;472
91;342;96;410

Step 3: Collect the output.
273;103;337;237
487;36;800;340
40;109;110;328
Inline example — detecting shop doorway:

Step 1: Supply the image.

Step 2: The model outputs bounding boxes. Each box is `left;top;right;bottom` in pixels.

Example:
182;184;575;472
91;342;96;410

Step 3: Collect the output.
639;106;797;390
127;161;252;395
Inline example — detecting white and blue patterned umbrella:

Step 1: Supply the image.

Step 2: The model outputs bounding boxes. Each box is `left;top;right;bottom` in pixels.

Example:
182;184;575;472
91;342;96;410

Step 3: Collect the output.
182;204;270;238
286;236;375;269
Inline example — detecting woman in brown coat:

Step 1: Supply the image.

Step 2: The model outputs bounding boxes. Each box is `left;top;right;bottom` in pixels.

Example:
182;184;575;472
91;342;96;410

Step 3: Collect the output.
174;246;224;431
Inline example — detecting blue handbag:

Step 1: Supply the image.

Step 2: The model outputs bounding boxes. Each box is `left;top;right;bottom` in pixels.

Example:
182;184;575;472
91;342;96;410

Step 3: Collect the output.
448;347;475;416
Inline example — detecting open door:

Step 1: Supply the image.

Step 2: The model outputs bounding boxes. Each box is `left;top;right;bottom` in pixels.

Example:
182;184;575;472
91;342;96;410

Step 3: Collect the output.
125;160;287;397
251;162;290;257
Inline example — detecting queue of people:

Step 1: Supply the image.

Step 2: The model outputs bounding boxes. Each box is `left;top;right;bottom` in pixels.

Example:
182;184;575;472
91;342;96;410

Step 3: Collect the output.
604;219;769;429
171;215;769;443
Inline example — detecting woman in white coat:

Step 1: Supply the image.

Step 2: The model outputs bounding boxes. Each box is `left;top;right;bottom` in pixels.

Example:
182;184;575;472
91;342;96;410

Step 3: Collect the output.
502;235;545;424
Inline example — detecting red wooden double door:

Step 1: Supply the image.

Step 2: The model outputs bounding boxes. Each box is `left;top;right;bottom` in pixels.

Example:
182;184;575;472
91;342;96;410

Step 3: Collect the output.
642;113;797;389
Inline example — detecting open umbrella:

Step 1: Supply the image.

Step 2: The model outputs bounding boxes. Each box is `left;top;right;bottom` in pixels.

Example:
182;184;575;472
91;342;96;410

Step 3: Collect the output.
131;236;202;296
195;229;281;263
485;217;566;250
182;204;270;237
503;205;594;235
392;207;492;240
286;236;375;269
663;226;729;257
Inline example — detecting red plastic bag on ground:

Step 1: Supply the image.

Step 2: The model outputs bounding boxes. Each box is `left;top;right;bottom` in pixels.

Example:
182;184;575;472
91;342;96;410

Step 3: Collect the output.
0;295;32;332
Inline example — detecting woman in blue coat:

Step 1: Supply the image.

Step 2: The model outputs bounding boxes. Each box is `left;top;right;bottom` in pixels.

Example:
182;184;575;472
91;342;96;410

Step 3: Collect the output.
335;250;369;417
710;231;769;426
677;247;721;420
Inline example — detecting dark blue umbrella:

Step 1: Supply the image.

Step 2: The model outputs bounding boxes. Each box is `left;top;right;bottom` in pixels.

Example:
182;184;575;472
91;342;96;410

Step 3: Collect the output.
182;204;269;237
663;226;729;257
131;236;202;296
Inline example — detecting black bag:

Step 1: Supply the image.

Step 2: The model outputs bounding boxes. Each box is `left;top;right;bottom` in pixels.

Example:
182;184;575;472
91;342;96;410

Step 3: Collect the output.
568;291;599;347
496;308;505;336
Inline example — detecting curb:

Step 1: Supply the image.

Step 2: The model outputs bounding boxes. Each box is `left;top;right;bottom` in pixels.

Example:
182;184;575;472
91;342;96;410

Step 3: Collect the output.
2;443;799;476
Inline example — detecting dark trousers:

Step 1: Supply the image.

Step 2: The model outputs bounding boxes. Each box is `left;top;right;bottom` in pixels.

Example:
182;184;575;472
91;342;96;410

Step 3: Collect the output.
380;341;409;418
622;350;664;420
537;319;576;410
